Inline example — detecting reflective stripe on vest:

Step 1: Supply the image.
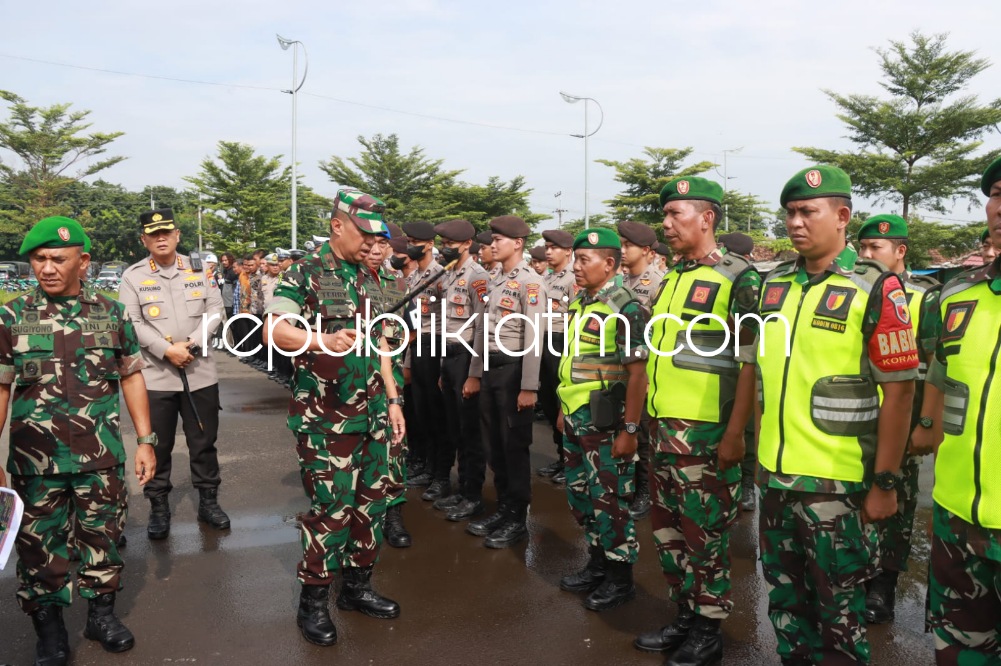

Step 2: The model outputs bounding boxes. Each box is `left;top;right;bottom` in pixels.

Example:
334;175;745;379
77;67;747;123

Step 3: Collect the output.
757;266;882;483
646;256;748;422
933;278;1001;528
557;286;634;414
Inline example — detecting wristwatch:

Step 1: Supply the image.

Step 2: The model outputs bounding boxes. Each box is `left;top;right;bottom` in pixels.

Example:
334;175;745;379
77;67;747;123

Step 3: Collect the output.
624;422;640;435
918;416;933;429
389;397;404;407
137;433;159;447
873;470;900;492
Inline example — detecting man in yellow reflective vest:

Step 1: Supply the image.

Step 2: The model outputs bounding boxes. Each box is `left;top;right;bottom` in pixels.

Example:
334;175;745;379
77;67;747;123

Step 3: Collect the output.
856;214;942;624
925;155;1001;665
751;166;917;665
555;228;649;612
634;176;761;666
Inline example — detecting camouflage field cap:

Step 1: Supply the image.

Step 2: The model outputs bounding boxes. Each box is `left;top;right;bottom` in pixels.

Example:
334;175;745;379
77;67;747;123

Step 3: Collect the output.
335;188;389;235
20;216;92;255
573;228;621;250
140;208;176;234
780;166;852;207
858;214;908;241
981;155;1001;196
660;177;724;208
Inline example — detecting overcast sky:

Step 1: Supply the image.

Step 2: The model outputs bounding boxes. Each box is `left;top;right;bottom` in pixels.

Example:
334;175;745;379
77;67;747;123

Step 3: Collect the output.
2;0;998;231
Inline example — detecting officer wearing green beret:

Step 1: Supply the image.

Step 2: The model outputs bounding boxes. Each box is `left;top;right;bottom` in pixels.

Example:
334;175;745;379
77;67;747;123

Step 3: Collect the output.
537;229;576;485
554;228;648;611
263;188;407;646
751;166;918;665
925;155;1001;663
981;227;997;264
856;213;943;624
0;217;157;665
634;177;760;665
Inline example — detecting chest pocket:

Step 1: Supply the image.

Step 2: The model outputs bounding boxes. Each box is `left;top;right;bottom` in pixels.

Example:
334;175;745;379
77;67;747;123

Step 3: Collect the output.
495;287;523;317
317;276;355;321
449;289;471;319
184;281;208;318
83;328;121;380
13;330;55;386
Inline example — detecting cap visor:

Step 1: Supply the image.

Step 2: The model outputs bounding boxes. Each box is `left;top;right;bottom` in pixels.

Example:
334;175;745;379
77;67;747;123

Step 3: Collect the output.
143;222;176;234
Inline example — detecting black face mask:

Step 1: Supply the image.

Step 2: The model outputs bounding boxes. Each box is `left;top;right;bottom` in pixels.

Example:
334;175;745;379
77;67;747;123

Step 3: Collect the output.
406;244;427;260
389;255;407;270
439;246;461;264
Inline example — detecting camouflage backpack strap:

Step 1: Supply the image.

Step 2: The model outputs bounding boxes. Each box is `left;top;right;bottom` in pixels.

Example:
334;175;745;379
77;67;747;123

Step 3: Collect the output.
596;285;637;314
847;258;887;296
940;265;990;302
763;259;797;282
907;273;940;293
711;252;753;284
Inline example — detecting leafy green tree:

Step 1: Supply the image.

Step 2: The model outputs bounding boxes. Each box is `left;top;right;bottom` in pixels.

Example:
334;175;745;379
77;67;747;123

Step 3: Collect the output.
794;32;1001;219
597;147;716;225
0;91;125;255
557;214;615;242
721;191;772;234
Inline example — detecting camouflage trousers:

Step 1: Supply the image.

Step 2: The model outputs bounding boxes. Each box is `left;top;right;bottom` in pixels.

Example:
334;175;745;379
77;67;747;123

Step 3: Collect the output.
875;454;920;572
650;418;740;620
563;406;638;564
296;432;388;585
386;364;407;508
759;487;878;664
928;502;1001;665
11;465;126;614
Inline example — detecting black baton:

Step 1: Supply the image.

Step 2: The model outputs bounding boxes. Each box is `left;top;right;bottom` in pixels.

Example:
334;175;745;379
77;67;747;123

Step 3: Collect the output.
167;336;205;432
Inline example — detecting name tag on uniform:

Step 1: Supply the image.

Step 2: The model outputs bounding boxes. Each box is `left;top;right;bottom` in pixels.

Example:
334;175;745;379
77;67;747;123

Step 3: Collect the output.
81;320;120;333
11;323;53;336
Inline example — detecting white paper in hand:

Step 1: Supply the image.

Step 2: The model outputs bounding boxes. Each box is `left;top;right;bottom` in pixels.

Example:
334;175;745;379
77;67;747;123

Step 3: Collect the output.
0;486;25;570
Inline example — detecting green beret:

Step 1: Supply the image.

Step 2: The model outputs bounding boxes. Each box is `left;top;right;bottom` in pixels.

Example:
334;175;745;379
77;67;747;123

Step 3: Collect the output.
20;216;91;256
660;177;723;208
780;166;852;207
858;214;908;241
982;155;1001;196
573;228;621;251
982;228;992;244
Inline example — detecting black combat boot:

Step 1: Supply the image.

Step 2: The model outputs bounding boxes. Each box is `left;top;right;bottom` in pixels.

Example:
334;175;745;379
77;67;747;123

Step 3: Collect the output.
433;493;463;511
634;603;696;653
584;560;636;611
297;584;337;646
421;479;451;502
147;495;170;540
536;460;563;478
559;545;607;593
551;469;567;485
336;566;400;619
384;504;412;548
666;615;723;666
864;570;898;624
629;481;651;520
83;593;135;653
30;605;69;666
446;498;485;522
483;508;528;549
406;471;433;488
466;505;509;537
197;488;231;530
740;474;756;512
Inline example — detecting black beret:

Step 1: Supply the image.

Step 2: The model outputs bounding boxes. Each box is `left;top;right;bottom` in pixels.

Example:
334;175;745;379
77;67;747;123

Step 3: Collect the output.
617;220;658;248
489;215;530;239
402;221;436;241
470;241;481;255
655;242;671;257
388;237;409;254
529;246;547;261
434;219;476;242
475;230;494;245
718;232;754;257
384;221;404;239
140;208;176;234
542;229;574;248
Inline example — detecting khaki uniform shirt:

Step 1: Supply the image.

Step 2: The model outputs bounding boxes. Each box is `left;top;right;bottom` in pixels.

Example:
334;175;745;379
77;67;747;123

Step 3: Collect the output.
261;273;280;306
119;254;225;392
624;263;666;308
470;260;547;391
406;259;444;335
544;263;576;334
439;258;490;346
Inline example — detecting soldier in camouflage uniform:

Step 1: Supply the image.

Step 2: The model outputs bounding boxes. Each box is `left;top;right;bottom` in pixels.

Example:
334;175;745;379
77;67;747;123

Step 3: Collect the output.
856;214;943;624
924;157;1001;665
0;217;157;666
751;167;918;666
263;189;407;647
363;231;412;548
635;178;760;666
555;228;648;612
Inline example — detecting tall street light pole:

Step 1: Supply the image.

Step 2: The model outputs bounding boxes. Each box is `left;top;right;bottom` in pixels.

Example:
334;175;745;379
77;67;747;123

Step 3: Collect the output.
560;92;603;229
721;146;743;232
277;34;308;250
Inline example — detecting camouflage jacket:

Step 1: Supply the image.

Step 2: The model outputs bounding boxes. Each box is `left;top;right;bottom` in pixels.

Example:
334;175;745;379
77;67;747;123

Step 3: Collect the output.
265;242;387;435
0;284;145;475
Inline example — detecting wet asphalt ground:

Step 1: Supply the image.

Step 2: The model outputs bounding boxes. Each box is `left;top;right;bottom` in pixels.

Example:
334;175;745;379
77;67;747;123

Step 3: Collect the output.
0;355;937;665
